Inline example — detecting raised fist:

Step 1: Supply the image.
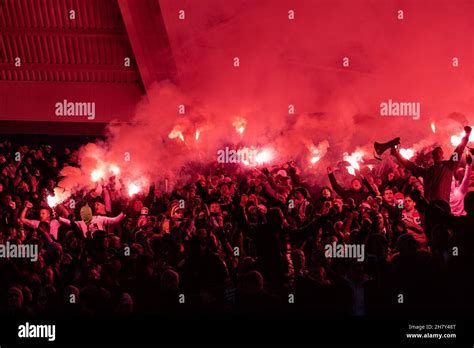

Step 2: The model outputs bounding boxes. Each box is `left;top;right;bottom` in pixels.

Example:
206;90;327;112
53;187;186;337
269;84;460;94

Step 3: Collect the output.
464;126;472;135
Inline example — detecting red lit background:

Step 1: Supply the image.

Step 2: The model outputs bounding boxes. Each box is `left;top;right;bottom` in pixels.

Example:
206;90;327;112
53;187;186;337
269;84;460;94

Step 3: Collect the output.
0;0;472;146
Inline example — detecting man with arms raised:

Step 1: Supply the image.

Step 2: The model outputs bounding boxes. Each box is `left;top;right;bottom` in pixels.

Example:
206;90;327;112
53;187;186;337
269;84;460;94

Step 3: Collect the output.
391;126;472;204
20;200;60;240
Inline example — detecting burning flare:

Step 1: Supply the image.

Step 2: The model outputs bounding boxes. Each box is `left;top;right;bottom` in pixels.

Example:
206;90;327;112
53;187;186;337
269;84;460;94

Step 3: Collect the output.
91;168;105;182
169;125;185;142
109;164;120;176
308;140;329;165
343;150;364;176
255;149;273;165
232;117;247;135
309;146;321;164
451;129;474;146
431;122;436;134
400;148;414;160
310;155;320;164
128;183;141;197
47;188;69;208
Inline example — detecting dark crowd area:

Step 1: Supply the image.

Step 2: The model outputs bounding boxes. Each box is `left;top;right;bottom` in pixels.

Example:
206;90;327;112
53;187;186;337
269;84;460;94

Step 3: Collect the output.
1;128;474;320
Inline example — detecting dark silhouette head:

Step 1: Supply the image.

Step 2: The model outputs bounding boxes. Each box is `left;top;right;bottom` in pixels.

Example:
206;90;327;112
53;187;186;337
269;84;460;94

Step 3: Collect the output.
432;146;444;163
464;192;474;216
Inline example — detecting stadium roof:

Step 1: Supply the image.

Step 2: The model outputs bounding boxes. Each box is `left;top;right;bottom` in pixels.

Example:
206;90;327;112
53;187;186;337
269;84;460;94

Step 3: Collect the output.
0;0;176;135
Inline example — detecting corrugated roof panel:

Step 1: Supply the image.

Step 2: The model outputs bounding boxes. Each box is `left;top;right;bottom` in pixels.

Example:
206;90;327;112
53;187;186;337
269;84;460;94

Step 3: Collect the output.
0;0;142;85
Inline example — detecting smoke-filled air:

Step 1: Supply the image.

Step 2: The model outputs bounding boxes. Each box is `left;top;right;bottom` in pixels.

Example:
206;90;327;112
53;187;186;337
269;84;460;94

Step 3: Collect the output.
53;0;473;203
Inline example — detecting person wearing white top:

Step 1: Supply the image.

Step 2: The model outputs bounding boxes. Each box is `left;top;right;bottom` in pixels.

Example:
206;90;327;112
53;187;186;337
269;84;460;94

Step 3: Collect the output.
58;203;125;237
450;153;473;216
20;200;60;240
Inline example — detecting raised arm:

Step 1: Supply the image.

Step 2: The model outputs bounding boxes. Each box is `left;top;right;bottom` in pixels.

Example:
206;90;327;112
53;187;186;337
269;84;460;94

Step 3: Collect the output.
361;175;377;197
391;147;425;178
102;184;112;213
103;212;126;225
459;153;473;194
327;167;348;199
452;126;472;166
19;201;37;228
410;190;458;227
58;216;72;226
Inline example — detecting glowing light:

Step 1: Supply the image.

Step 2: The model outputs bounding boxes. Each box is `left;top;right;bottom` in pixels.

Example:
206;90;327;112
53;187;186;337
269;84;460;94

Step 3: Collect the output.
234;146;256;166
255;149;273;164
91;168;105;182
343;150;364;176
195;129;200;141
451;135;461;146
400;148;415;160
451;130;474;146
308;140;329;166
47;188;68;207
47;195;58;207
128;183;141;197
431;122;436;134
109;164;120;176
450;127;474;146
169;126;185;142
232;117;247;135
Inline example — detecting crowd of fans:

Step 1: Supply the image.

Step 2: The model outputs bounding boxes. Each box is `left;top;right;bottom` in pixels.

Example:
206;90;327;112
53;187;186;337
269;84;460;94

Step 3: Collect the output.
1;128;474;320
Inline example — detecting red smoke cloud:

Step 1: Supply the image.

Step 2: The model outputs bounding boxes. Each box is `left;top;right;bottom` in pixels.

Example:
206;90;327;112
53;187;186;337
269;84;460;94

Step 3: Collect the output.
57;0;473;194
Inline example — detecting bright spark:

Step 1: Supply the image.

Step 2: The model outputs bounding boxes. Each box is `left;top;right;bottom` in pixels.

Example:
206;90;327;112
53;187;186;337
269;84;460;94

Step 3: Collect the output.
400;148;415;160
47;188;68;208
255;149;273;164
128;183;141;197
233;117;247;135
343;150;364;176
91;168;105;182
109;164;120;176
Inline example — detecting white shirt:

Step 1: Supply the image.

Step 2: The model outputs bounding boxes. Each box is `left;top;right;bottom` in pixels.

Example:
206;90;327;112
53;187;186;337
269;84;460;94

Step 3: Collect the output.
31;219;60;240
450;163;472;216
59;213;125;237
